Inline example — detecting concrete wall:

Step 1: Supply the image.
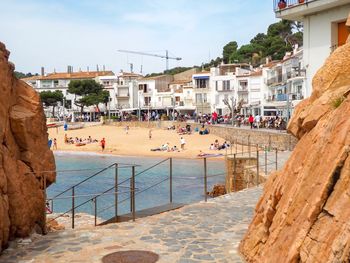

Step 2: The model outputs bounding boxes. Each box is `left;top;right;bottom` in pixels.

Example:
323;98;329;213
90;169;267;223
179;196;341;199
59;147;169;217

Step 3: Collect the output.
105;121;297;150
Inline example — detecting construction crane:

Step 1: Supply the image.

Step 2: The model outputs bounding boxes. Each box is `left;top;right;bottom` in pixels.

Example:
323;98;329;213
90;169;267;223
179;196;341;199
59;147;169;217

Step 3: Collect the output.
118;50;182;71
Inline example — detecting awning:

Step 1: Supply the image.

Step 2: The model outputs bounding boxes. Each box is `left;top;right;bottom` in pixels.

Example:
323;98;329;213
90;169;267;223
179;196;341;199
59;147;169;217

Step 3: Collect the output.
193;76;209;80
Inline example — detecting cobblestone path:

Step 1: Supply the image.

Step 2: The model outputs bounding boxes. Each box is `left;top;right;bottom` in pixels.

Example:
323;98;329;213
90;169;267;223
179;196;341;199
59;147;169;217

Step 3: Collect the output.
1;187;263;263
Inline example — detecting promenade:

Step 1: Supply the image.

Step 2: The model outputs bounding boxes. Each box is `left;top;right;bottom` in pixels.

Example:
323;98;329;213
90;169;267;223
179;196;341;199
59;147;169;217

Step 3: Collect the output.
1;187;263;263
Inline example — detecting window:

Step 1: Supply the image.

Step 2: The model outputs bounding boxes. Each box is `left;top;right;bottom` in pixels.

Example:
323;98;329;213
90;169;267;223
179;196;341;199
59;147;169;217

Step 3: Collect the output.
175;96;180;102
54;80;59;86
223;80;230;90
195;79;208;89
196;94;202;103
215;81;218;91
203;93;207;103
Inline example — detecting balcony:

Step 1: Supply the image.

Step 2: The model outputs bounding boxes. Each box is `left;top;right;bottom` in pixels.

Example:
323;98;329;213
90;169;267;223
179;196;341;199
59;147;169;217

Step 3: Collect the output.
273;0;350;21
266;75;283;86
237;88;248;94
116;93;130;98
276;94;289;101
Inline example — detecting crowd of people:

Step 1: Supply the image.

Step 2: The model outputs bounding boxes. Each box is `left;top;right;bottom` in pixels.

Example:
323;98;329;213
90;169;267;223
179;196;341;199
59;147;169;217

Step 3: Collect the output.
209;140;230;151
64;134;99;146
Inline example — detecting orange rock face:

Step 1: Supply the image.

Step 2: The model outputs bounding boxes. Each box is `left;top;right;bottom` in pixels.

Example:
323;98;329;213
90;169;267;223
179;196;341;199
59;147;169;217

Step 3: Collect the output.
0;42;55;252
240;43;350;262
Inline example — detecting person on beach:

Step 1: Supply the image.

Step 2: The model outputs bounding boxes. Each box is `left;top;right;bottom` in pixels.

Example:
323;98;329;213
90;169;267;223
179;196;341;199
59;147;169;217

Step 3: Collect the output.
48;138;53;149
53;138;57;150
100;138;106;152
64;134;68;144
180;137;186;150
149;129;152;140
125;125;129;135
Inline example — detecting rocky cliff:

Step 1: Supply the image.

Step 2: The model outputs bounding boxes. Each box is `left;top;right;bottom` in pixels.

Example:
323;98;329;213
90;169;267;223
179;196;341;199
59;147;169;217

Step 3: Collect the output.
239;43;350;262
0;42;55;252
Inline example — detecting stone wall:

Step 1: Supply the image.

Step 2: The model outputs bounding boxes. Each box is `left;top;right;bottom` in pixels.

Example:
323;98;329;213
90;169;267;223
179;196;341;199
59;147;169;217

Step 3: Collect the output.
226;156;266;193
0;42;55;252
105;121;296;151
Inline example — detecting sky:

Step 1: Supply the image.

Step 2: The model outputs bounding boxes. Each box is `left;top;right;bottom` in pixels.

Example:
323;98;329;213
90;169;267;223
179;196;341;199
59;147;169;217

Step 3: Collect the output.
0;0;278;75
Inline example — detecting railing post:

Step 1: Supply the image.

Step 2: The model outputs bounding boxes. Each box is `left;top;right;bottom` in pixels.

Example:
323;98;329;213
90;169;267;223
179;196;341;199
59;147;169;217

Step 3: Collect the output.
241;139;244;155
204;158;207;202
115;163;118;223
275;148;278;171
235;138;238;154
169;158;173;203
132;166;136;221
233;154;237;191
94;197;97;226
130;175;133;213
248;135;251;159
265;146;268;176
256;145;260;186
72;186;75;229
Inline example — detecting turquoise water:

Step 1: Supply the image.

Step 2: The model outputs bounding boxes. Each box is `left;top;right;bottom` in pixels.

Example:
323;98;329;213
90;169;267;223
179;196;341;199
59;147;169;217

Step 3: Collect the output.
48;152;225;220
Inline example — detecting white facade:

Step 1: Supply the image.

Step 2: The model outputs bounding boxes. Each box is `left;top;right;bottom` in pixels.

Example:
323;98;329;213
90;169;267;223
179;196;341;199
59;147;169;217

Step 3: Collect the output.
275;0;350;96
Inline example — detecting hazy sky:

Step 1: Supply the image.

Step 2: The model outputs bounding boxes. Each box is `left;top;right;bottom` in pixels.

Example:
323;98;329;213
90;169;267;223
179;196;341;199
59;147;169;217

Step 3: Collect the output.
0;0;278;75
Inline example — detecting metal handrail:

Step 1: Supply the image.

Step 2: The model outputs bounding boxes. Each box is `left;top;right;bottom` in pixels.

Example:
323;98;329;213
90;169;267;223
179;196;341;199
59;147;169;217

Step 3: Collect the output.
51;163;116;199
51;163;142;200
98;177;170;215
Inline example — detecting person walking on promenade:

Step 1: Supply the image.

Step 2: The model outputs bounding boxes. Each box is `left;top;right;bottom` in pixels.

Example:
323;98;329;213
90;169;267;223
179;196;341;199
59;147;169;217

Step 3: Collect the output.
255;114;261;129
149;129;152;140
249;115;254;129
180;137;186;150
100;138;106;152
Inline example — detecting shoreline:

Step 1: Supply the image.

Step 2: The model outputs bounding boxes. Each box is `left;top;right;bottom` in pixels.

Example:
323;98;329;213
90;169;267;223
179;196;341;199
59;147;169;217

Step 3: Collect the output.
53;149;226;161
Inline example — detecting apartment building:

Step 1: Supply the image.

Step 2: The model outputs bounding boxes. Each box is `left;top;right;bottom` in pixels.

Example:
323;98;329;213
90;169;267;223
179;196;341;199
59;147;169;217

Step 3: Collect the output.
192;71;211;114
263;49;306;118
137;75;174;110
274;0;350;96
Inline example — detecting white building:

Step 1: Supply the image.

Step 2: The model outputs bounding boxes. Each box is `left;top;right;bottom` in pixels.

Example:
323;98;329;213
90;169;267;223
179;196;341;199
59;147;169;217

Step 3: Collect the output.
192;71;212;114
210;64;251;116
263;49;306;118
23;69;114;118
274;0;350;96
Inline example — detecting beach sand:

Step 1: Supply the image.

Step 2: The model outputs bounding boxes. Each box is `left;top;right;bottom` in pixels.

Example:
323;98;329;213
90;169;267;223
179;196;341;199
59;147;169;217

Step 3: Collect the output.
48;125;232;159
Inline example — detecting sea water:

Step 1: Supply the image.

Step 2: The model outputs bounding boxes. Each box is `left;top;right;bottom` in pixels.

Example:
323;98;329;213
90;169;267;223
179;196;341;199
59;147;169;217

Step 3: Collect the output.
48;152;225;220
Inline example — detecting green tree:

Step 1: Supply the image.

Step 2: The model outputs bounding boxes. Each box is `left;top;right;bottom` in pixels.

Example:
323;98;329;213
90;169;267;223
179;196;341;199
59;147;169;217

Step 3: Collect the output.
14;71;39;79
39;90;64;117
222;41;238;63
68;79;109;115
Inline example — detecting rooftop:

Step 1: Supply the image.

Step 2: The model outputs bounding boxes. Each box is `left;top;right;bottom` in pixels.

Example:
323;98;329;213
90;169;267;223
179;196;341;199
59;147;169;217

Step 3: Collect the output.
23;71;114;81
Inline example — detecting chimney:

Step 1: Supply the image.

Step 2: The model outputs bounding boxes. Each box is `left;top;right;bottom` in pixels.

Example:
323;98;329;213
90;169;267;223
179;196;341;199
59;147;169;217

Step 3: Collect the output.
67;65;70;73
96;65;99;72
103;65;105;71
41;67;44;76
265;57;270;65
87;66;89;72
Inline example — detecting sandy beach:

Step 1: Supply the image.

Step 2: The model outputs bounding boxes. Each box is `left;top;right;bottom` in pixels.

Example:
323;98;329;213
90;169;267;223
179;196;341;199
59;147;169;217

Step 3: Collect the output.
48;125;231;159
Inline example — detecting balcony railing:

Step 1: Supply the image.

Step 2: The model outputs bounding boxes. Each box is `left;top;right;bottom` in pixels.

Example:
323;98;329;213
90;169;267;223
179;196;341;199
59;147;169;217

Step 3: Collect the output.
276;94;288;101
273;0;310;12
